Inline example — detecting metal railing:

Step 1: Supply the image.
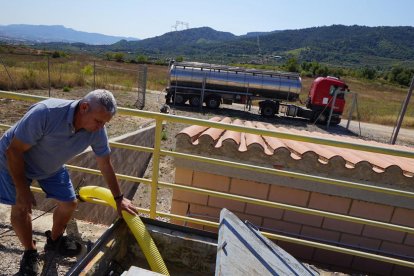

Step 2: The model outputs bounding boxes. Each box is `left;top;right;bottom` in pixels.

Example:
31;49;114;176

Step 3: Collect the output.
1;90;414;269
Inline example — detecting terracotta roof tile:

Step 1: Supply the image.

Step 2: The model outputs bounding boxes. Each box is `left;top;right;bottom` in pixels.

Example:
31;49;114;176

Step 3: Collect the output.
176;117;414;187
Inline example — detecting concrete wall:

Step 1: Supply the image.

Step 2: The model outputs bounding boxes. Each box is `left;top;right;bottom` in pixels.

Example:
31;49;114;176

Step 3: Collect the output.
171;162;414;275
34;125;155;225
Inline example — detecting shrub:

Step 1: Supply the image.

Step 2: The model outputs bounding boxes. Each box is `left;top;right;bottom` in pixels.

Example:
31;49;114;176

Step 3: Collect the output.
136;54;148;63
81;64;94;76
161;130;168;141
113;53;124;62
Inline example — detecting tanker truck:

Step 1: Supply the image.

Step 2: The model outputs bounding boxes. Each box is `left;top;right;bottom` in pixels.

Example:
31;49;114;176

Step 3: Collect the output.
165;61;348;125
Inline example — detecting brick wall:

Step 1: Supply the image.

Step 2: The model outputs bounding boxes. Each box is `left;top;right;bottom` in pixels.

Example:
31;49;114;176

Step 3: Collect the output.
171;166;414;275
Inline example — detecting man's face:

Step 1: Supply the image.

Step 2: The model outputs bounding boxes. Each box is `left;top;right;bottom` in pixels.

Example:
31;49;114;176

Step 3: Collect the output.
80;103;113;132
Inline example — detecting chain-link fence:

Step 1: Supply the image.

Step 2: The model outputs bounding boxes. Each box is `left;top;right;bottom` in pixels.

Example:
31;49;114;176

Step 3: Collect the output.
93;62;147;109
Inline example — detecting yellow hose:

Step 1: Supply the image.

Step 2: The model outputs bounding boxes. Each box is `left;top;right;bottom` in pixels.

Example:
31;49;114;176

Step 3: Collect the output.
79;186;169;275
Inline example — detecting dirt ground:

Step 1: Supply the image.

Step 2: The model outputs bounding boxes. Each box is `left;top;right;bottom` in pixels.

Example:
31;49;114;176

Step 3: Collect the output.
0;87;413;275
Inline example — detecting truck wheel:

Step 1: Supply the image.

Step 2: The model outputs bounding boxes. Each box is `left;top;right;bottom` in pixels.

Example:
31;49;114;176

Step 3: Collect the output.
206;96;221;109
189;96;202;107
329;117;341;126
260;103;276;118
173;94;186;105
312;112;326;124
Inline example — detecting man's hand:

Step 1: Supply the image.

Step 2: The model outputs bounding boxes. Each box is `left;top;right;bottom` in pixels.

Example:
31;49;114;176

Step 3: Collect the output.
96;155;139;217
115;197;139;217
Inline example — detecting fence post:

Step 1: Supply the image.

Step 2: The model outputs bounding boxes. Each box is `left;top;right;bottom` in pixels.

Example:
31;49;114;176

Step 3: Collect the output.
390;76;414;144
93;60;96;90
48;55;51;97
0;55;16;90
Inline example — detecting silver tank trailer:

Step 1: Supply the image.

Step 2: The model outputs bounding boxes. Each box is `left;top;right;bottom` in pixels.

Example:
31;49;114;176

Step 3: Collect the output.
168;62;302;101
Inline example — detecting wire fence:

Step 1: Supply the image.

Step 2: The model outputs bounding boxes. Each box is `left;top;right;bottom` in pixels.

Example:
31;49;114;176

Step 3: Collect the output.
0;52;147;108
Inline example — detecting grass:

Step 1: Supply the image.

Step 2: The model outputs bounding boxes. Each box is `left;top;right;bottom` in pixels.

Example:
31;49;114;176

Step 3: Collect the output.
1;50;413;128
301;77;414;128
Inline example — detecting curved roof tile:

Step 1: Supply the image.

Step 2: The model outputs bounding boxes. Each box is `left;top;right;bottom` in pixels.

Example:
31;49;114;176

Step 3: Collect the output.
176;117;414;185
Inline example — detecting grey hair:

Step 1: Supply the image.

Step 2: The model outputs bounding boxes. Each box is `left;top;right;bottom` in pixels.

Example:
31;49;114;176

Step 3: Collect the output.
82;89;117;115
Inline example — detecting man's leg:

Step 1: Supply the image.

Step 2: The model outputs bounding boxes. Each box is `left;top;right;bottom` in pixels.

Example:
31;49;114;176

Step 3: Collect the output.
37;167;77;240
50;200;77;240
11;206;36;250
45;199;82;257
39;168;82;256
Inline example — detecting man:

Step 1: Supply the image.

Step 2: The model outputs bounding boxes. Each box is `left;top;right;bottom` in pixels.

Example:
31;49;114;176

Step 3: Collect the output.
0;89;139;275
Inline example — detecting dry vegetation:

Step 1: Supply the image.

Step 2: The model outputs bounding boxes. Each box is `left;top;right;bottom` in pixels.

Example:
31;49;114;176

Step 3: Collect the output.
1;48;413;128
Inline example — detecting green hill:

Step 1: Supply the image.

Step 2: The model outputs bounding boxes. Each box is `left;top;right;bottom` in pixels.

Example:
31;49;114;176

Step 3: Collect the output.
105;25;414;68
29;25;414;69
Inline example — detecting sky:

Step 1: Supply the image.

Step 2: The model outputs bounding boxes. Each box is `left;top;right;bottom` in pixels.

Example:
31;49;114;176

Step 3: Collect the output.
1;0;413;39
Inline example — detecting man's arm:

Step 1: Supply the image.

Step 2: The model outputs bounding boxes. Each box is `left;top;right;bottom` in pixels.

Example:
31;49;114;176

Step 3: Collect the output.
6;138;34;212
96;154;138;216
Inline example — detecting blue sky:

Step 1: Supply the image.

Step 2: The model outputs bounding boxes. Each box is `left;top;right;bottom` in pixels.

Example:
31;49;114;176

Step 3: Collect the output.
1;0;413;39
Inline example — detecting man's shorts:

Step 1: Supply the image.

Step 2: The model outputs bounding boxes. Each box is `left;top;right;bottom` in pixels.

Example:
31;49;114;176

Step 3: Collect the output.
0;167;76;205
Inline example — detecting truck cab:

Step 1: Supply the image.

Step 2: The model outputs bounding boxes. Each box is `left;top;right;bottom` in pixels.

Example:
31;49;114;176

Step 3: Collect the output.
306;76;348;124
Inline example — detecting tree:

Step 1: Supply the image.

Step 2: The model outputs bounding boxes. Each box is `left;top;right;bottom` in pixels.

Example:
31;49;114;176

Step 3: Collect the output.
105;52;113;61
175;56;184;62
283;57;299;72
113;53;124;62
359;66;377;80
136;54;148;63
387;67;414;86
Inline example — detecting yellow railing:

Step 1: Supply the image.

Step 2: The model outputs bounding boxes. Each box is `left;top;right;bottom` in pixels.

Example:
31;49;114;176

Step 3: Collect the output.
1;90;414;269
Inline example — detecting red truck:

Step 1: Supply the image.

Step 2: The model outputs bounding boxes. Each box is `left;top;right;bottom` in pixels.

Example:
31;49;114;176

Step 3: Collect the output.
165;62;348;125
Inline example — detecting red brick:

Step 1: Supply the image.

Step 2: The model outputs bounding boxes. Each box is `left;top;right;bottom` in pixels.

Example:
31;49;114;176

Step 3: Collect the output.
233;211;263;227
203;225;219;233
323;218;363;235
186;206;220;233
170;200;189;226
230;178;269;199
391;207;414;227
193;171;230;192
349;200;394;222
170;200;189;216
245;204;283;219
185;222;204;231
174;167;193;186
277;241;315;261
340;233;381;250
352;257;394;276
301;226;340;243
283;211;323;227
381;241;414;258
172;189;208;205
313;249;353;268
189;204;221;220
308;192;351;214
363;226;405;243
262;218;302;235
268;185;310;206
208;196;245;212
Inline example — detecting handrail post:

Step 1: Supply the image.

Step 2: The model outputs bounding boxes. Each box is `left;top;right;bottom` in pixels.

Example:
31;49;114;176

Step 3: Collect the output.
150;116;163;218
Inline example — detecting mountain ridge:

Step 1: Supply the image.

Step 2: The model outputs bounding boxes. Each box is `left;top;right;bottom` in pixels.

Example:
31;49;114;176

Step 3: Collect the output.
104;24;414;67
0;24;139;45
1;24;413;68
